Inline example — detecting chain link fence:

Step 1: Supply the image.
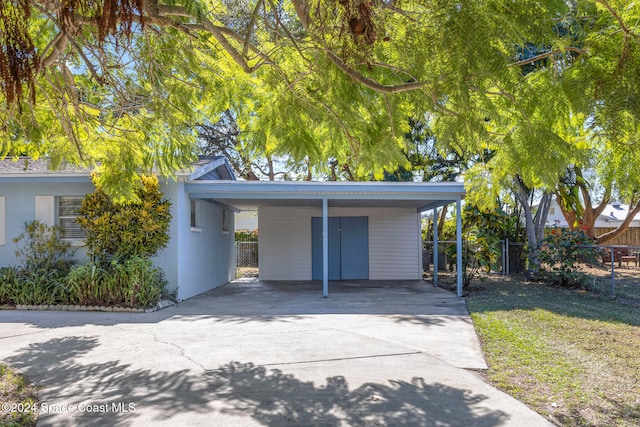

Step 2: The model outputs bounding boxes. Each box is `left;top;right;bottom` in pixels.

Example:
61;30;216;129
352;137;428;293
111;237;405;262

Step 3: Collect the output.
423;240;640;303
236;241;258;268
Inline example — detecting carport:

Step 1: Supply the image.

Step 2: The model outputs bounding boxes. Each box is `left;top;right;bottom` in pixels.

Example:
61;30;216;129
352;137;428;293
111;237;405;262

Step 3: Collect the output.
185;181;466;297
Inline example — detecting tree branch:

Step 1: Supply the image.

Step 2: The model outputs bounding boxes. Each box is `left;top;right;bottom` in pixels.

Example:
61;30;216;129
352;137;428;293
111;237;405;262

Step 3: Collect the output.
326;52;427;94
595;0;640;38
510;47;584;67
597;200;640;244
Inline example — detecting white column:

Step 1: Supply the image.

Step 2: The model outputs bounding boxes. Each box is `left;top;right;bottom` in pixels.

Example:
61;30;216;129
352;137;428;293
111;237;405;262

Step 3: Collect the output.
456;198;463;297
433;207;438;287
323;197;329;298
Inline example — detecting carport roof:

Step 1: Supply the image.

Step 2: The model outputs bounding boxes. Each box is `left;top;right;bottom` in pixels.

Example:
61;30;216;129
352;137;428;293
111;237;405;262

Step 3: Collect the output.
185;180;465;212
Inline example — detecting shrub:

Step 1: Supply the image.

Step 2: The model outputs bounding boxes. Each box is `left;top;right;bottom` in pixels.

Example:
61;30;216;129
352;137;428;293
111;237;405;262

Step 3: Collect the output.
538;227;598;288
0;266;71;306
0;266;20;305
13;220;75;274
66;263;105;306
0;221;75;306
77;174;172;264
67;257;170;308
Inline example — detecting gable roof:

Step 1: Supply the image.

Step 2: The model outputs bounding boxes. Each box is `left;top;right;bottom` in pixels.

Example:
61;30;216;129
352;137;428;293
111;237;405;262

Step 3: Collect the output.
0;156;236;182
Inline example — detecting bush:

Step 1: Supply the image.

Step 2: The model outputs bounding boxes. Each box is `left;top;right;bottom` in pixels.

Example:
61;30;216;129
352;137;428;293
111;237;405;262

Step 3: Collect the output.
67;257;170;308
13;220;75;274
538;227;598;288
77;174;172;264
0;266;71;306
0;221;76;306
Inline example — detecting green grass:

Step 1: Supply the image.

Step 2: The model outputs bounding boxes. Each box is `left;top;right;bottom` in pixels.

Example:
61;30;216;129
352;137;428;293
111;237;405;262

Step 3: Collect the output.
0;364;38;427
466;279;640;427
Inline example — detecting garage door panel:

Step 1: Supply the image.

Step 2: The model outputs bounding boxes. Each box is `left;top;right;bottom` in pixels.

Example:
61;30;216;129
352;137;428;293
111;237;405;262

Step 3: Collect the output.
340;217;369;279
312;216;368;280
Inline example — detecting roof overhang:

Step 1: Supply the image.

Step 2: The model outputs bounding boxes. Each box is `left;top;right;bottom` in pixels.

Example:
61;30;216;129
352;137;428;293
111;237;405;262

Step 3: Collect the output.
0;175;92;183
185;180;465;212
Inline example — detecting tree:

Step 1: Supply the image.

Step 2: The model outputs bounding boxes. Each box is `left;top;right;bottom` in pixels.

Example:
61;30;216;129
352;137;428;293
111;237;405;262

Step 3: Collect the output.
0;2;596;191
1;0;638;234
555;165;640;245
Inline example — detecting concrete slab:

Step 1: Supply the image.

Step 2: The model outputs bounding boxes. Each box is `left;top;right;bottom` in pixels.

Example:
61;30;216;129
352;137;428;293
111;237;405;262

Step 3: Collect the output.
0;279;554;426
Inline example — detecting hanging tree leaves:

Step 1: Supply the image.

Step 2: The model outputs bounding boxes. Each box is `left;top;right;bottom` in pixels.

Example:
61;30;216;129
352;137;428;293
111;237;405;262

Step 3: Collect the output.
0;0;38;106
0;0;638;199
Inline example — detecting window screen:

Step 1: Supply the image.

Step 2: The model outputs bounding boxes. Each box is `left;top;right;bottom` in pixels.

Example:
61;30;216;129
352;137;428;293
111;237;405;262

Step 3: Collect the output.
58;196;85;239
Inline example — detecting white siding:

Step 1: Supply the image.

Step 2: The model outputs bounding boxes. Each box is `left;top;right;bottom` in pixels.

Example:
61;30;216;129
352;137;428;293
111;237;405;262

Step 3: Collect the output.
258;206;421;280
259;207;313;280
365;209;421;280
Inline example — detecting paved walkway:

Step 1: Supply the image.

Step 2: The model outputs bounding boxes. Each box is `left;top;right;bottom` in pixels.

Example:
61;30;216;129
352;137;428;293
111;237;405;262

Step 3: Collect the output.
0;279;554;426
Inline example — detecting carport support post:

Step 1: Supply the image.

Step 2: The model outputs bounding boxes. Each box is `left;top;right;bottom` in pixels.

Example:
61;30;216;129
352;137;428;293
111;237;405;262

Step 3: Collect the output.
323;197;329;298
456;198;463;297
433;208;438;287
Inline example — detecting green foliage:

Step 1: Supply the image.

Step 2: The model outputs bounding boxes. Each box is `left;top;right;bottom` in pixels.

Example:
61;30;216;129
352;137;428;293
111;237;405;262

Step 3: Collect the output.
0;207;170;308
0;266;71;306
235;229;258;242
67;257;170;308
0;364;39;427
13;220;75;273
538;227;598;288
0;258;170;308
444;204;512;289
0;221;76;306
77;175;172;264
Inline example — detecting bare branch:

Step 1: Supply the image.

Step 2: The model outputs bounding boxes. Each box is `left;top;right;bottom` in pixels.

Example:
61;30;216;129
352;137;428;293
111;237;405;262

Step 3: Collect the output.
243;0;264;57
40;32;69;69
290;0;310;29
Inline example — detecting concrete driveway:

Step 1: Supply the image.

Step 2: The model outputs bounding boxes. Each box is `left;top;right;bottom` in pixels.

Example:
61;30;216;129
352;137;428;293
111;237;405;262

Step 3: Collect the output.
0;279;553;426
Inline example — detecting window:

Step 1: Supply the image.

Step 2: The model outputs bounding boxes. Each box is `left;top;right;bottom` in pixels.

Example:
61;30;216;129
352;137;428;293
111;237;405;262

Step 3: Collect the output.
222;209;230;233
58;196;85;239
549;207;555;215
190;200;201;231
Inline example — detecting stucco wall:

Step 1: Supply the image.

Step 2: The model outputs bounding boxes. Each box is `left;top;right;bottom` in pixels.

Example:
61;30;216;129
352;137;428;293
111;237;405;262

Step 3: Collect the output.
0;181;94;266
164;182;235;301
258;206;421;280
155;182;235;300
0;180;235;301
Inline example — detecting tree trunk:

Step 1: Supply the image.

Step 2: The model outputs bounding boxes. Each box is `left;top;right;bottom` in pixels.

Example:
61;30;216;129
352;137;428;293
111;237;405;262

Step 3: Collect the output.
514;178;544;276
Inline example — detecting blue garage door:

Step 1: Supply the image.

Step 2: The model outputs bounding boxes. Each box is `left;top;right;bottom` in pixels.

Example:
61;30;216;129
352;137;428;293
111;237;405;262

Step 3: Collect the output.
311;217;369;280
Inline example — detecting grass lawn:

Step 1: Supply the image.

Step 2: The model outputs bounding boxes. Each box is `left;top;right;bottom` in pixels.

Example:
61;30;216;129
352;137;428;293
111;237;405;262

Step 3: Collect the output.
0;365;38;427
466;277;640;427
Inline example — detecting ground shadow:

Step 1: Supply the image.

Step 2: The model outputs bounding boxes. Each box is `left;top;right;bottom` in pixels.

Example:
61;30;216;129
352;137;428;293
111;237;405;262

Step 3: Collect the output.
6;336;509;427
463;277;640;326
0;279;465;329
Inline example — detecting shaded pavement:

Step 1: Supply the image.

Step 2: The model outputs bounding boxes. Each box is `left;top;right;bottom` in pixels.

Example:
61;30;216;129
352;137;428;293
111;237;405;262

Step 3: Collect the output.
0;279;554;426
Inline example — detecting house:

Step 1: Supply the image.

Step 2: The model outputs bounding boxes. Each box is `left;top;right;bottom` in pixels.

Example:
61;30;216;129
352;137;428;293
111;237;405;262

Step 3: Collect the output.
0;156;237;301
546;199;640;229
0;157;466;299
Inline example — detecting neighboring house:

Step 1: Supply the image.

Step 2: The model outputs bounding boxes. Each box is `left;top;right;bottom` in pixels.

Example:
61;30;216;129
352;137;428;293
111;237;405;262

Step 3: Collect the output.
235;210;258;232
0;157;467;298
546;199;640;228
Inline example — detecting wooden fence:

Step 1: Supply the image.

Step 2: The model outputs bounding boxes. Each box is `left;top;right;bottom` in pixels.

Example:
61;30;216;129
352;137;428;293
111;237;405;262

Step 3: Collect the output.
593;227;640;246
